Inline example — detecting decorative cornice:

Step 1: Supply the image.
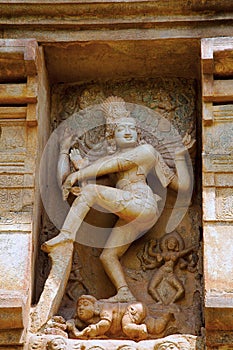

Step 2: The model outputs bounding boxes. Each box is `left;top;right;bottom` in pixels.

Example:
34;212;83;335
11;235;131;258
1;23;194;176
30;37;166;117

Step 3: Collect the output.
0;1;232;30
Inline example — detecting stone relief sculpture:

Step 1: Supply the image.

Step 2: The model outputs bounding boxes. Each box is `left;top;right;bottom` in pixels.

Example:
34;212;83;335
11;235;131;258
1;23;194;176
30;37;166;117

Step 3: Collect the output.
29;336;44;350
65;295;172;340
46;337;67;350
28;334;197;350
154;339;191;350
43;316;68;338
31;93;197;345
138;232;198;305
42;96;192;296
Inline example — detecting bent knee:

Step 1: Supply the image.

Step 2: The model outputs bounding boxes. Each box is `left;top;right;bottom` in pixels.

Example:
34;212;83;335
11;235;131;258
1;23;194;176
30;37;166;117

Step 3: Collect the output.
100;249;118;264
100;250;110;263
80;184;99;205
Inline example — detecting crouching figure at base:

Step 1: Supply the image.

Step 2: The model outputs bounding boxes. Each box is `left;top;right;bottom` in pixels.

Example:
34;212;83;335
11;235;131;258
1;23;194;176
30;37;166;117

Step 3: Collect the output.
66;295;173;341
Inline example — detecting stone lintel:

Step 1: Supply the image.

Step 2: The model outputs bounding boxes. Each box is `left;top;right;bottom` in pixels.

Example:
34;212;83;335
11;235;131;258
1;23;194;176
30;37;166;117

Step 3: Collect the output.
0;1;232;27
2;26;233;44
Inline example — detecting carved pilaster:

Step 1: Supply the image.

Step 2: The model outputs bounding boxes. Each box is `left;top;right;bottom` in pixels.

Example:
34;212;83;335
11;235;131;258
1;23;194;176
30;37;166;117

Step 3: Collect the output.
0;39;50;347
201;37;233;349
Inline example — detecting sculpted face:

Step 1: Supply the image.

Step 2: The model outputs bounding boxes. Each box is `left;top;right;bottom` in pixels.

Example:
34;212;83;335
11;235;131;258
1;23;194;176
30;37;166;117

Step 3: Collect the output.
47;338;67;350
114;118;138;149
157;342;179;350
77;298;95;321
167;237;178;251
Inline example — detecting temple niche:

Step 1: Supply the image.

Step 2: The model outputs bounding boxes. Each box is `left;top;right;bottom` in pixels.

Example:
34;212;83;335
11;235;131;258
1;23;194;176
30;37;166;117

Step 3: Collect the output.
31;78;203;348
1;2;233;348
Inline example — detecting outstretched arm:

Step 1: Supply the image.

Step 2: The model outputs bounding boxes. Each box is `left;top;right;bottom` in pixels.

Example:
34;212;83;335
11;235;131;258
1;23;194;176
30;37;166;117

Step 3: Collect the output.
178;244;198;259
57;152;70;188
80;319;111;337
169;148;191;192
63;156;134;188
80;156;135;181
67;318;111;339
64;144;157;187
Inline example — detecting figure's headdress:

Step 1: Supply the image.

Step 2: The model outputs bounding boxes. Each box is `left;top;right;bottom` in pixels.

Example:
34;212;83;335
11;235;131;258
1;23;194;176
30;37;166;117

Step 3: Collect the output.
101;96;130;125
77;294;97;305
101;96;139;154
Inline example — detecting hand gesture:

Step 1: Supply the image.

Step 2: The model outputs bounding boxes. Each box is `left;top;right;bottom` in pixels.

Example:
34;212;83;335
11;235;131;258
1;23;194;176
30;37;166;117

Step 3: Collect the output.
138;324;148;340
174;132;195;159
82;324;98;337
70;148;89;170
66;319;76;332
62;171;80;200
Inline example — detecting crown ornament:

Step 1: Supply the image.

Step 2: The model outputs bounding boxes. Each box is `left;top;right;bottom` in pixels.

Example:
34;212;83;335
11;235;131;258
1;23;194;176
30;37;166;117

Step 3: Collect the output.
101;96;130;124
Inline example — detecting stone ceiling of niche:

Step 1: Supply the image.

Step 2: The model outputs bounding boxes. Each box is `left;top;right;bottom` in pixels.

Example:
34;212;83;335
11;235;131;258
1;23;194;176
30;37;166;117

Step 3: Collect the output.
43;39;200;84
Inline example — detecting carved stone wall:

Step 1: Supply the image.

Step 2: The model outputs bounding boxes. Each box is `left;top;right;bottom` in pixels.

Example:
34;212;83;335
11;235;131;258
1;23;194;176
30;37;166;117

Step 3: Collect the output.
201;37;233;349
0;3;232;349
28;334;200;350
0;39;50;348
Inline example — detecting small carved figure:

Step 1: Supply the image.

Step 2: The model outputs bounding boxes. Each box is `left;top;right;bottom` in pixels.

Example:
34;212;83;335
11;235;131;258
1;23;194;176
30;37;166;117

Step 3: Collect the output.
66;294;173;341
44;316;68;338
140;232;198;304
66;295;148;341
46;337;67;350
29;337;44;350
154;338;190;350
42;96;193;304
156;341;179;350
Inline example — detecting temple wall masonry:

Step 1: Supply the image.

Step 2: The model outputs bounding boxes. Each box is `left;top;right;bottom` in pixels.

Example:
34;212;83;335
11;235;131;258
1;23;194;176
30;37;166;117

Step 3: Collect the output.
0;2;233;349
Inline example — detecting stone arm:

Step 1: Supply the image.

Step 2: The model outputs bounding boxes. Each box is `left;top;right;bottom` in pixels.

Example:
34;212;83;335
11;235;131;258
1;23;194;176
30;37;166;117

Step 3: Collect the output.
141;261;158;270
147;239;157;257
177;244;198;259
57;152;71;188
66;319;82;338
66;318;111;338
80;319;112;337
155;253;164;263
57;128;79;188
168;149;191;192
79;157;134;182
64;144;157;187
